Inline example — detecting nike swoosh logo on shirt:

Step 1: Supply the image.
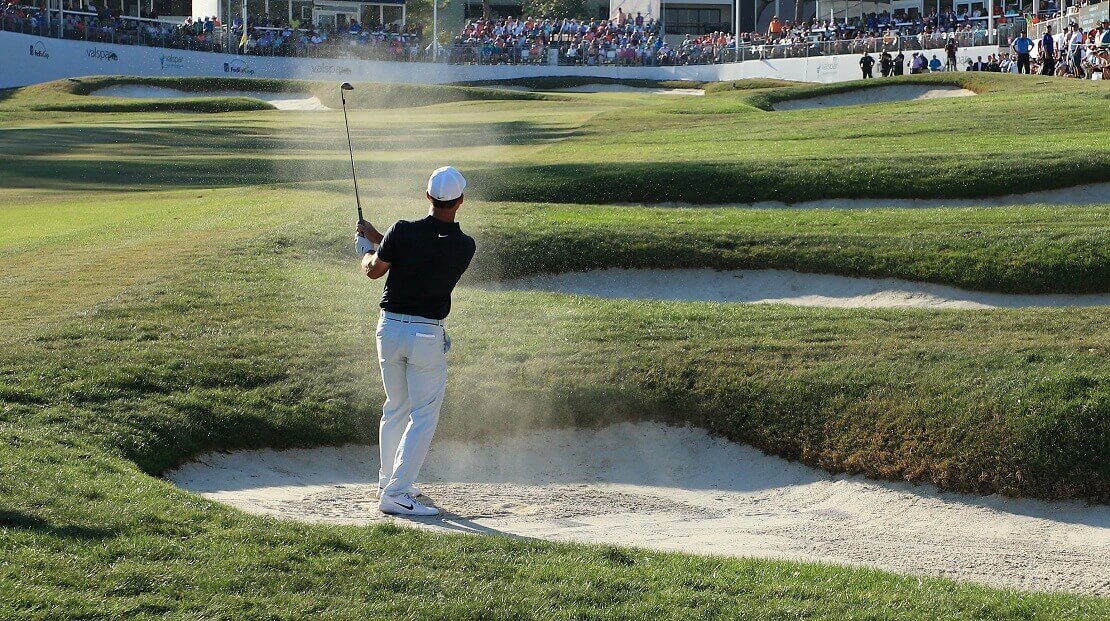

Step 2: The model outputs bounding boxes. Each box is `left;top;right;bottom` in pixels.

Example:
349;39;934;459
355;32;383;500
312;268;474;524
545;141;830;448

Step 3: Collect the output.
437;234;449;238
395;501;414;510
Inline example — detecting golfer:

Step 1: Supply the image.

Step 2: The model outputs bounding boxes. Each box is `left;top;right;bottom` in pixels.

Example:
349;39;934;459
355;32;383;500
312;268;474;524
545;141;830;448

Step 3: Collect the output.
355;166;476;516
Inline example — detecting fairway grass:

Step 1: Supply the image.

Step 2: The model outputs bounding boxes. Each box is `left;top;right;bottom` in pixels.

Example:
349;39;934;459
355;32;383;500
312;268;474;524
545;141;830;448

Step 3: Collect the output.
1;77;1108;617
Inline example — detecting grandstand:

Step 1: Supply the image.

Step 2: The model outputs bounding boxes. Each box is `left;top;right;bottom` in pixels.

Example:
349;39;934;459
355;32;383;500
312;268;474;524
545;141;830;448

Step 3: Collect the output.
4;0;1104;87
10;0;1083;39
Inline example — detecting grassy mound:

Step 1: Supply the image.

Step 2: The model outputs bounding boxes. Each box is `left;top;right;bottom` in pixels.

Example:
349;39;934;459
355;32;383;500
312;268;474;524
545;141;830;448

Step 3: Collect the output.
0;76;1108;617
479;74;1110;203
1;76;555;113
701;77;804;93
475;204;1110;294
470;155;1110;205
311;81;558;109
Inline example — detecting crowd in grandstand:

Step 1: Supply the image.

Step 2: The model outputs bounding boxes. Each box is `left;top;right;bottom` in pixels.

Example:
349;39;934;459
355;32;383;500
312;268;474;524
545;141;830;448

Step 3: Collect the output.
233;14;423;60
451;13;668;65
851;18;1109;80
2;1;227;51
3;0;1108;77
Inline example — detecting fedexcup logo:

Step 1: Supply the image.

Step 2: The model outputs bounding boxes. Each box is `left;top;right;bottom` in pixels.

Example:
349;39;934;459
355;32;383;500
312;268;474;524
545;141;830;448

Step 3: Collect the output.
311;63;352;75
87;48;118;61
28;41;49;58
160;54;184;70
223;59;254;75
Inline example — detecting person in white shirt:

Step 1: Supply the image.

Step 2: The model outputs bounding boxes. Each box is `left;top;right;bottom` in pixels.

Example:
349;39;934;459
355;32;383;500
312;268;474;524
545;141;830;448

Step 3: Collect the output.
1068;24;1085;77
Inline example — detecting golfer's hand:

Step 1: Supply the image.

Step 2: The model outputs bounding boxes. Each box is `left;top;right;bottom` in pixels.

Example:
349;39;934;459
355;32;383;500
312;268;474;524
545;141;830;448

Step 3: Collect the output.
361;252;374;275
356;219;382;243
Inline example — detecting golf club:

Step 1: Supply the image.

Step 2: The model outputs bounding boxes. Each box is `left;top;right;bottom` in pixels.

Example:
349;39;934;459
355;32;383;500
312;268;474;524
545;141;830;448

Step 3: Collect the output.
341;82;374;256
340;82;363;225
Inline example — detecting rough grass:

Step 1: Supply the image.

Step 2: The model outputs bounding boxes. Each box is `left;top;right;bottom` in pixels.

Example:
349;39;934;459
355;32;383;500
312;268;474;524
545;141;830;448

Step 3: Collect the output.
1;186;1108;618
0;78;1107;618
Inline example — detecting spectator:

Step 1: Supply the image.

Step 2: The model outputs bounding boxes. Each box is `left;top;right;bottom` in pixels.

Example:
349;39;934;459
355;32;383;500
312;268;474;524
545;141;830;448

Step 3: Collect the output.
944;37;958;70
1068;23;1085;77
859;51;875;78
1011;30;1033;74
928;54;942;72
1040;25;1056;74
768;15;782;37
909;51;926;73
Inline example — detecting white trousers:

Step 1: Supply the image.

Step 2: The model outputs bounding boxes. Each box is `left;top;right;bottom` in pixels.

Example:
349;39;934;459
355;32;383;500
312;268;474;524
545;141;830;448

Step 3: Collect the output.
376;312;449;497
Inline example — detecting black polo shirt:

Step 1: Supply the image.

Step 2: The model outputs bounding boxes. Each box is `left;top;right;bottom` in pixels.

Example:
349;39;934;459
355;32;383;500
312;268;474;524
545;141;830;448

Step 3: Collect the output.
377;215;476;320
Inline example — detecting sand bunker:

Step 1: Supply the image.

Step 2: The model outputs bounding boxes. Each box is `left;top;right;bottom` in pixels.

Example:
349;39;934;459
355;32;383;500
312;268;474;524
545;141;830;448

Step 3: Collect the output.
91;85;329;111
167;422;1110;594
554;84;704;96
494;84;703;95
489;269;1110;309
774;85;975;110
735;182;1110;209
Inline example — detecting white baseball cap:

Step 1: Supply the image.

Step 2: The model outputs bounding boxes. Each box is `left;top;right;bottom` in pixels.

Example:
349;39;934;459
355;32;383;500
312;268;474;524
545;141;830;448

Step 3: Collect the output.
426;166;467;202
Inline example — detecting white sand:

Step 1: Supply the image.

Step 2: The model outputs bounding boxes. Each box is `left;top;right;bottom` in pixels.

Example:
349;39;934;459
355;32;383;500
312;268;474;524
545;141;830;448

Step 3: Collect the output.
488;269;1110;309
774;85;975;110
91;85;329;111
554;84;704;96
167;422;1110;594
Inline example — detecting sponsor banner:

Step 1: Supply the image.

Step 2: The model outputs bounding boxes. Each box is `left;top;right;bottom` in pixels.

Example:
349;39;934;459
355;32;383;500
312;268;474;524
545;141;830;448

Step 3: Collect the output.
160;53;185;71
86;47;119;61
28;40;49;58
1078;5;1108;30
223;58;255;75
0;30;1001;89
815;57;839;77
310;62;353;75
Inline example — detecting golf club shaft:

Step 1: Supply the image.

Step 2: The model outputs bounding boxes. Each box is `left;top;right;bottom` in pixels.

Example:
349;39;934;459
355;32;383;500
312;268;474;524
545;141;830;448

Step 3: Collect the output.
340;91;363;223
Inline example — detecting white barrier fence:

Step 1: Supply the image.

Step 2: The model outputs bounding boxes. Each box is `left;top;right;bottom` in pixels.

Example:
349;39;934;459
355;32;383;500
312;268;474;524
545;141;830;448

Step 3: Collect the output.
1;30;1000;89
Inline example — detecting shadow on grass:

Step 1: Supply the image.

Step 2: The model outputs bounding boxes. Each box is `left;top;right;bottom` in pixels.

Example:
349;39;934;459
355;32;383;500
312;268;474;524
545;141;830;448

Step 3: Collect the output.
0;156;443;190
0;509;118;540
0;120;579;158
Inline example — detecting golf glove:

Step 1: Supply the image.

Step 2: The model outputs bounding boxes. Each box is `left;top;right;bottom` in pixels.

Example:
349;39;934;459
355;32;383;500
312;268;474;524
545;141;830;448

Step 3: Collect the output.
356;235;376;256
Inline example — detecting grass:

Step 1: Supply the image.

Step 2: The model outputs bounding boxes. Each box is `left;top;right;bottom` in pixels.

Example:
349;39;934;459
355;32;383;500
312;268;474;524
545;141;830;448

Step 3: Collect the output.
0;76;1108;617
483;74;1110;203
0;76;556;114
474;203;1110;294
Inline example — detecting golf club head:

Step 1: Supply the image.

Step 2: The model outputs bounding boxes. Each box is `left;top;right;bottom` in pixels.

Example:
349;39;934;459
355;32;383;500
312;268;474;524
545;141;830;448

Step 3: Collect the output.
340;82;353;104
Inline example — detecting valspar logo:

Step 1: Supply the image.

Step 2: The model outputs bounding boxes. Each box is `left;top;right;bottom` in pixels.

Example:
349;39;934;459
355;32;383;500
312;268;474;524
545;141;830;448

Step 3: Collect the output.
311;63;352;75
160;54;184;70
87;48;119;61
28;41;49;58
223;59;254;75
815;58;839;76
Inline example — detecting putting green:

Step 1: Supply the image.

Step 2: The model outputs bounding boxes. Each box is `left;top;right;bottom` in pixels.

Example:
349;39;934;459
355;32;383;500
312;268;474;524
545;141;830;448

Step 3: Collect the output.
0;75;1108;618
